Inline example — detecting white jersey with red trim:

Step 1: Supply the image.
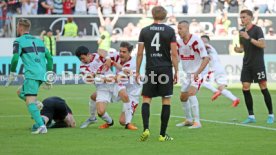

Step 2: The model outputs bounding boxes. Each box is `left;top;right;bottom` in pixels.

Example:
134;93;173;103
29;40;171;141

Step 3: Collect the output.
177;34;208;73
205;44;224;73
109;51;142;97
79;53;113;75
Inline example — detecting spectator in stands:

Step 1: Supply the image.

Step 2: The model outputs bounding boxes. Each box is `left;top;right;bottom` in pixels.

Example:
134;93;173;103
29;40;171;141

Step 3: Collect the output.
142;0;158;15
4;0;21;37
87;0;98;15
52;0;63;14
21;0;37;15
255;1;269;13
100;0;113;15
115;0;124;14
37;0;53;14
214;10;231;36
40;29;60;56
172;0;186;14
242;0;255;11
267;27;275;36
159;0;174;16
187;0;202;14
190;19;203;36
46;0;54;14
98;7;119;35
74;0;87;14
123;22;135;37
228;0;239;13
0;0;6;36
63;0;74;14
202;0;212;13
166;15;178;32
63;17;78;37
126;0;139;13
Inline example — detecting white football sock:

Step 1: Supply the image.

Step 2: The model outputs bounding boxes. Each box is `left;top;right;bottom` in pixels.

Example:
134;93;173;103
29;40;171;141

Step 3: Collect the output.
182;100;193;122
202;82;218;93
189;96;200;123
89;99;97;120
249;115;255;119
123;101;133;124
221;89;237;101
101;112;113;124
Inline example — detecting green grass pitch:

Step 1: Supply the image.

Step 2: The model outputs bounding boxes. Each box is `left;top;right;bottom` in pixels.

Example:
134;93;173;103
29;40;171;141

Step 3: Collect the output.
0;85;276;155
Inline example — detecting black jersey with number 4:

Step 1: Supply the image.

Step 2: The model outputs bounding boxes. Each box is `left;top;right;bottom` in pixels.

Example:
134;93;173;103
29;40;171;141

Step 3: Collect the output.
138;23;176;69
239;25;265;68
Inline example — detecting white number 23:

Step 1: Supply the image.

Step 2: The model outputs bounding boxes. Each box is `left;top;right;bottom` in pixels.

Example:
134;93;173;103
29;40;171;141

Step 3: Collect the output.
257;71;265;80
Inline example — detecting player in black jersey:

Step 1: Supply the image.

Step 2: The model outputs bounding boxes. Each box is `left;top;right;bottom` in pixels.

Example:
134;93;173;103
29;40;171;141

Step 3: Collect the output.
136;6;178;142
234;9;274;124
32;97;76;130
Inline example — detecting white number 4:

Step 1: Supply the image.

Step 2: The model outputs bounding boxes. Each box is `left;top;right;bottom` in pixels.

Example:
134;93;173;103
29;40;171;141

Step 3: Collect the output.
257;71;265;79
151;33;160;51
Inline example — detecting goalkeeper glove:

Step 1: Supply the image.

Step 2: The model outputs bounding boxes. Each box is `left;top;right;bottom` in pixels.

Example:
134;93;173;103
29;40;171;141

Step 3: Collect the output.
5;72;16;87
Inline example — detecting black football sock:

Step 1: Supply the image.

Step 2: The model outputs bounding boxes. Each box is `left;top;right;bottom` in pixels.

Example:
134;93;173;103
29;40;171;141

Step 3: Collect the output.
261;88;273;114
160;105;170;137
141;103;150;131
243;90;254;115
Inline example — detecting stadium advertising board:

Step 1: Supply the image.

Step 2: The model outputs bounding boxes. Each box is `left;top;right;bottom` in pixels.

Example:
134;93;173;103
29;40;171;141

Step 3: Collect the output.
0;55;275;85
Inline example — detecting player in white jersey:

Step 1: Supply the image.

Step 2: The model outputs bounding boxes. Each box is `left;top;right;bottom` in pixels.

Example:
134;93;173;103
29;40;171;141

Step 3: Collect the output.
176;20;210;129
200;35;240;107
75;46;129;129
109;42;142;130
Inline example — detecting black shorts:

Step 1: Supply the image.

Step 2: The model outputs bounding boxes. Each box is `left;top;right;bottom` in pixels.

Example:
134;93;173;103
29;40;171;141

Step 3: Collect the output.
41;97;72;125
241;67;267;83
142;66;173;98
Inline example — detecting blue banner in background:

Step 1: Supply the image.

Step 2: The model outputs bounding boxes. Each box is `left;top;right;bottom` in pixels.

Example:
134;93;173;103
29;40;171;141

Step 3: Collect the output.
0;56;81;75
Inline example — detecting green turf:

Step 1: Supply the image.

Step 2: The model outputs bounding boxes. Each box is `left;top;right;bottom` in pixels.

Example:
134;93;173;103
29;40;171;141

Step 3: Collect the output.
0;85;276;155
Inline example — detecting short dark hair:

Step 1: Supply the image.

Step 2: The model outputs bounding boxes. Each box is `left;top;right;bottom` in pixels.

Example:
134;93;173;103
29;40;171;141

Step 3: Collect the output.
120;41;133;53
240;9;253;17
152;6;167;21
75;46;89;58
178;20;189;25
201;35;210;41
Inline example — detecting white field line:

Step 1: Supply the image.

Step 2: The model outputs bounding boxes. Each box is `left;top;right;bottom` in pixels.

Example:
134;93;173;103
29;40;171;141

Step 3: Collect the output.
153;114;276;131
1;114;276;131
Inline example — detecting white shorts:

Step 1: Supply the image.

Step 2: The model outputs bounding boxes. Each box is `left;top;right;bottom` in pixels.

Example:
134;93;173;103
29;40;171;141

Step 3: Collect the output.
96;84;126;103
213;70;228;86
181;73;203;92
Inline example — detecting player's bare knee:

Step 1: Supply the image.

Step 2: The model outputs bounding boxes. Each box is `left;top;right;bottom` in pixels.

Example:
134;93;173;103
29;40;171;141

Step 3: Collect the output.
218;85;225;91
120;92;129;103
259;81;267;89
90;93;97;101
97;108;105;116
119;119;125;126
180;93;189;102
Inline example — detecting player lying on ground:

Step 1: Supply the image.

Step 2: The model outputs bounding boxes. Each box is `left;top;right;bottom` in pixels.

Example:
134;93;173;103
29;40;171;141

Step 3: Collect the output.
30;96;76;130
200;35;240;107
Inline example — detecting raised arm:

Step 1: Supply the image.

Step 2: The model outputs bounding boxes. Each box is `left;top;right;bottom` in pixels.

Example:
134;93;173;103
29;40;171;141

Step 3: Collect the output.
98;7;105;26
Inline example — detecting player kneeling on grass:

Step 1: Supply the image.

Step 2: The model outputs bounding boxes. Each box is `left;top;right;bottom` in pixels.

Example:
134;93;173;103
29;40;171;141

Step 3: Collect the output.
109;41;142;130
75;46;136;130
200;35;240;107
